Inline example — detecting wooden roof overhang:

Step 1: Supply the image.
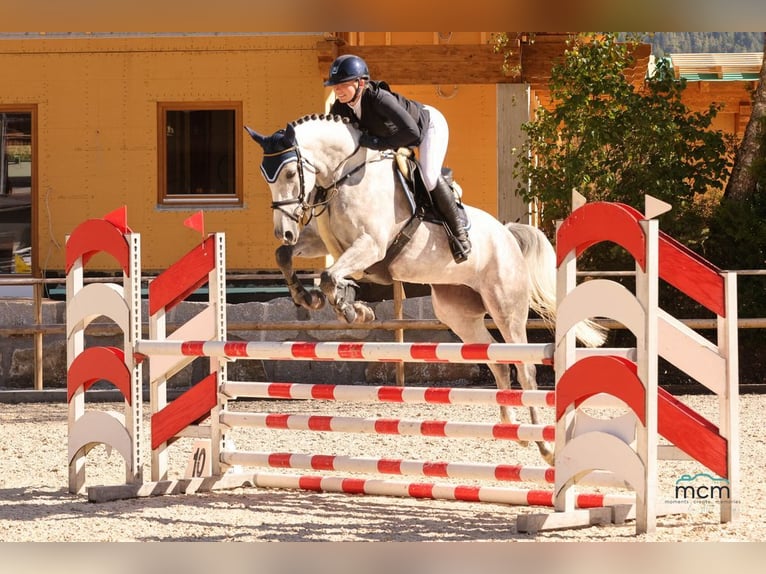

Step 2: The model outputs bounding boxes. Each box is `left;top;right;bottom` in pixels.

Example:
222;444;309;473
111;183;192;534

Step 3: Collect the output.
317;38;522;85
670;52;763;135
317;33;651;112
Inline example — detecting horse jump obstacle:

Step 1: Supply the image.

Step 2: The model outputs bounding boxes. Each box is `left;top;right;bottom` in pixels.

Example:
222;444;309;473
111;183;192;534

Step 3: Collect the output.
66;195;739;535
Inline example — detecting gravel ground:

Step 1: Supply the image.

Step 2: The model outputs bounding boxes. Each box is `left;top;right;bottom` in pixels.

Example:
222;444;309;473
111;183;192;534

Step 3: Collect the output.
0;393;763;544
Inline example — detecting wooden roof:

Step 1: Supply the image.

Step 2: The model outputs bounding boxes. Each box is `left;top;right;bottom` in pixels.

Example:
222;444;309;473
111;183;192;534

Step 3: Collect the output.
320;34;758;136
318;36;521;85
668;53;763;136
320;33;652;111
670;52;763;80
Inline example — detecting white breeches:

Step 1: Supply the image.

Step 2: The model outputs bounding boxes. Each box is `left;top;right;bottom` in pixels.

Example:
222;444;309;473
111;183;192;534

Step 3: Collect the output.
419;105;449;191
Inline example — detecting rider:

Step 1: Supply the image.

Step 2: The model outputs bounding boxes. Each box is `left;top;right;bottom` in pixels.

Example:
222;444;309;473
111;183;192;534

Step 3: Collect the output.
324;54;471;263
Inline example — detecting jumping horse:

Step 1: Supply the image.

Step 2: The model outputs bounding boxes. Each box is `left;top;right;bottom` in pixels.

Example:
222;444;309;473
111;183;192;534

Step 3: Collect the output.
245;114;607;465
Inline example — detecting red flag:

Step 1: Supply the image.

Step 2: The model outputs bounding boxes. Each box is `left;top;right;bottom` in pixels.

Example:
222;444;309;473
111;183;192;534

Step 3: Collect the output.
183;211;205;237
103;206;131;233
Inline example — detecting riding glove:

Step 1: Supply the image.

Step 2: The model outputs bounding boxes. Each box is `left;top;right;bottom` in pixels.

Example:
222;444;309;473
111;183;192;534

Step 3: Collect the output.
359;133;385;150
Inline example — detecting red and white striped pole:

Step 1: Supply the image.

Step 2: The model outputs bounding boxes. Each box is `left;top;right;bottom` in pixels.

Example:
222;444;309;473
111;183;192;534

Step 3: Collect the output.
236;471;636;508
136;340;555;364
219;411;556;442
221;450;626;489
220;381;628;409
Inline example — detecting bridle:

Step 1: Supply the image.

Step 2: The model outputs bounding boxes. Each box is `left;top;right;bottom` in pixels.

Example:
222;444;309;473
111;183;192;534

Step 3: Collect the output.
266;144;316;224
267;142;373;225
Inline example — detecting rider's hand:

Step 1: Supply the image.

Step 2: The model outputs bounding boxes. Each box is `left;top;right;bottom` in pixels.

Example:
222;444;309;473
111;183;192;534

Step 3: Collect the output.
359;134;383;149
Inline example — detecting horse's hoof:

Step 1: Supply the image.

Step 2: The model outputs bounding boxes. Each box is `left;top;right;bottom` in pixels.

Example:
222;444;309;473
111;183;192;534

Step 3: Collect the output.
306;291;325;310
341;304;357;324
353;304;375;323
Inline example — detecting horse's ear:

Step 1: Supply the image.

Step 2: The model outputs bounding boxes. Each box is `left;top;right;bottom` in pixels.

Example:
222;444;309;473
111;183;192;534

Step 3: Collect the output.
284;123;296;143
244;125;266;146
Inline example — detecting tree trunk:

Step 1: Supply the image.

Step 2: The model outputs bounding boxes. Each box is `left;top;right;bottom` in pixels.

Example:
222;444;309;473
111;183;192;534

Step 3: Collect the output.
724;34;766;202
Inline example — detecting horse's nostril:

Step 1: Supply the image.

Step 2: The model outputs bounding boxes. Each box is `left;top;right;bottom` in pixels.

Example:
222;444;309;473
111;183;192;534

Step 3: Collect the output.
284;230;294;243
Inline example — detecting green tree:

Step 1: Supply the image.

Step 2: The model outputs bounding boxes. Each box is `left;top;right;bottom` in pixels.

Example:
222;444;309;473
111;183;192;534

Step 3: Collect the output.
648;32;764;56
721;36;766;204
706;36;766;321
513;33;732;265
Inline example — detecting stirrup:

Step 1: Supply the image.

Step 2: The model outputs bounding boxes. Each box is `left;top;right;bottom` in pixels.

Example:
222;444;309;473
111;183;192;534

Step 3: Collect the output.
445;229;471;263
451;249;469;264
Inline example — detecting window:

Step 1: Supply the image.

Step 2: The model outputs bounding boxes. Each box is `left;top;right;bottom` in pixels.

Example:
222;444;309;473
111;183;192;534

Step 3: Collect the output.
158;102;242;206
0;108;34;276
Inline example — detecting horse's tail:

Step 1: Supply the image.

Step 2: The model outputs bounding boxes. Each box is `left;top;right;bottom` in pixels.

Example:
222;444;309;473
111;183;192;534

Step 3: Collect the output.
505;222;607;348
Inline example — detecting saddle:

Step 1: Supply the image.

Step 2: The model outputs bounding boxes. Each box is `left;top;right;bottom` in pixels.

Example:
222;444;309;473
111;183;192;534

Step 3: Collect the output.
391;148;469;229
368;149;470;267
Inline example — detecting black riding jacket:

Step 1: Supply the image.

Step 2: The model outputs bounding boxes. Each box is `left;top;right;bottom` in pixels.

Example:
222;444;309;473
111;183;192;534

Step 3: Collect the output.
329;80;430;150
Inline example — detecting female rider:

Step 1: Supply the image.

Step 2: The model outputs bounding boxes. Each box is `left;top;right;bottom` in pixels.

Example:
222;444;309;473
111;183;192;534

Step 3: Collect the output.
324;54;471;263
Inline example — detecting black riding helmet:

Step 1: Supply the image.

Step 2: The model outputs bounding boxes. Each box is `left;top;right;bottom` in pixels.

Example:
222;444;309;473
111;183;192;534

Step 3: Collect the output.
324;54;370;86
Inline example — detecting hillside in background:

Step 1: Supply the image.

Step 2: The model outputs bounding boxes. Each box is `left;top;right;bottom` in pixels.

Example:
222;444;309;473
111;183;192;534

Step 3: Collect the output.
643;32;764;55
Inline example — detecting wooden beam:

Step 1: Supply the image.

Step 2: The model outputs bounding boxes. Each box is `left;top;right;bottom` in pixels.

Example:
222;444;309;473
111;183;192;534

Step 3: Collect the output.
679;81;757;109
521;40;568;90
318;43;520;85
87;472;259;503
319;36;652;110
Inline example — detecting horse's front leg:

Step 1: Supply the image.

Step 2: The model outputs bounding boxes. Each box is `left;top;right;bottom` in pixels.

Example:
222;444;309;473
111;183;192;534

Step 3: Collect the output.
275;245;325;310
319;234;386;324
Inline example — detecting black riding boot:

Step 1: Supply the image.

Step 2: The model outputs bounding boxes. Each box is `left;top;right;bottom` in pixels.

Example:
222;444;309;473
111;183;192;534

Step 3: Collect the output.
429;176;471;263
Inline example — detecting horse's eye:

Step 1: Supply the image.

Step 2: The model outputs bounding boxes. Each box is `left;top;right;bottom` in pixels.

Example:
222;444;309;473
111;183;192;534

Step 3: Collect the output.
284;169;297;180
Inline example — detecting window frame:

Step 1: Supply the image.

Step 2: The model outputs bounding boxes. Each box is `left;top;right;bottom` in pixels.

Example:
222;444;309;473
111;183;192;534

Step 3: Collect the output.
157;101;243;207
0;104;36;278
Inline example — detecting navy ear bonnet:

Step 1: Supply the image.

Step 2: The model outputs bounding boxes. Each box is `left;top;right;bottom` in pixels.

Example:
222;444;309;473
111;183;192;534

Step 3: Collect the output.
259;125;298;183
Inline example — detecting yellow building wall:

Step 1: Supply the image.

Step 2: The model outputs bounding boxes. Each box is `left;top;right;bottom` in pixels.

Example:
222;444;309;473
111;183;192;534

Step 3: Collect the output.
0;32;500;275
0;34;327;273
709;112;736;135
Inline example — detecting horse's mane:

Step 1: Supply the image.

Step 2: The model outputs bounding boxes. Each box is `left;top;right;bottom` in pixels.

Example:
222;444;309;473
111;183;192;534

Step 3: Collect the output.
290;113;360;133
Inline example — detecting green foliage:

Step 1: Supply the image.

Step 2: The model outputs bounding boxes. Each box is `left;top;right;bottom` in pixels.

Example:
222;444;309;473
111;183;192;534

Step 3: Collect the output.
514;33;732;262
644;32;764;57
706;116;766;321
489;32;525;77
706;148;766;381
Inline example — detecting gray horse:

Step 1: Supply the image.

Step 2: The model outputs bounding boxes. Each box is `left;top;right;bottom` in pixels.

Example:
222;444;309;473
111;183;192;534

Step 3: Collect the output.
246;114;606;464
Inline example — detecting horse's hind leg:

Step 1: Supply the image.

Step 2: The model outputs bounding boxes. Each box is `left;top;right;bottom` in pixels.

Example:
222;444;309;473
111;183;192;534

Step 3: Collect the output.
478;285;555;465
430;285;518;424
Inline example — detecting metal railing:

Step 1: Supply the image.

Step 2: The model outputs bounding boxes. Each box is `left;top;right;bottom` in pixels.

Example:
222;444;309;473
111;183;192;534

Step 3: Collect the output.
1;269;764;391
